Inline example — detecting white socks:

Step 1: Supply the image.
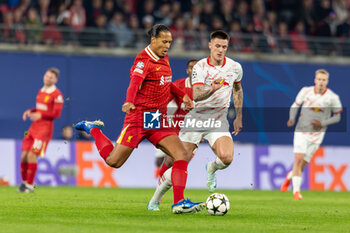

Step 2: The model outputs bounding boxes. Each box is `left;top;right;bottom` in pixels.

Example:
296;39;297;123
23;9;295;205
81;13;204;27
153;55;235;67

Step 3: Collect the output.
287;171;293;180
149;168;172;203
292;176;302;193
208;157;227;173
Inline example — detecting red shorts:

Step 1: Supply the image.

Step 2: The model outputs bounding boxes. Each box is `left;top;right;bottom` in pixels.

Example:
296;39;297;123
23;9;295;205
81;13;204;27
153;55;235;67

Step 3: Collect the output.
21;129;52;156
116;123;177;148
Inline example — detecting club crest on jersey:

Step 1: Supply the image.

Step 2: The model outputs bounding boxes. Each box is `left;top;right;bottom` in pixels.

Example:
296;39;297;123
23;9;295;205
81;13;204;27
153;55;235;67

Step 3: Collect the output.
44;95;50;103
143;110;161;129
160;75;172;85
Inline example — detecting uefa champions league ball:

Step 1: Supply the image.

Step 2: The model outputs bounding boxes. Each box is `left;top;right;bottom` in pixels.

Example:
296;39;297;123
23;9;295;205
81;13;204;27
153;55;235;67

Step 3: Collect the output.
205;193;230;216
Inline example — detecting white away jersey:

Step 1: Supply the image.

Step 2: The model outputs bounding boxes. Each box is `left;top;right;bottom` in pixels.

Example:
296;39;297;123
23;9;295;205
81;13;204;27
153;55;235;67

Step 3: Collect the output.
294;86;342;144
192;57;243;109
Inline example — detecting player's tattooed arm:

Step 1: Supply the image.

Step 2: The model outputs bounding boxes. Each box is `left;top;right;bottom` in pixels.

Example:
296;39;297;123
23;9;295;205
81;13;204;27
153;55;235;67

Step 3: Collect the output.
233;82;243;118
232;82;243;136
193;78;224;101
193;85;214;101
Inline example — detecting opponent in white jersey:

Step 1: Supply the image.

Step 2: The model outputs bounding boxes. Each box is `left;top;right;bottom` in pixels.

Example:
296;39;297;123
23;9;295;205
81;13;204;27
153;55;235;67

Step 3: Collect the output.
280;69;342;200
181;31;243;193
147;31;243;211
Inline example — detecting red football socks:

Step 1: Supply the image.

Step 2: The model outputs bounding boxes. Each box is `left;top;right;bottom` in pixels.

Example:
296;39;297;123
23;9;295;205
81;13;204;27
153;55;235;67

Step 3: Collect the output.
171;160;188;204
90;128;114;161
26;163;37;185
159;163;171;179
20;162;28;182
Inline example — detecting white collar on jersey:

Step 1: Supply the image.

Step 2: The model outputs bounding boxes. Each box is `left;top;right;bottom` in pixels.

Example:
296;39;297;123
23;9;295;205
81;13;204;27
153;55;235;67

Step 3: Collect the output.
206;56;227;68
145;45;160;62
41;85;57;94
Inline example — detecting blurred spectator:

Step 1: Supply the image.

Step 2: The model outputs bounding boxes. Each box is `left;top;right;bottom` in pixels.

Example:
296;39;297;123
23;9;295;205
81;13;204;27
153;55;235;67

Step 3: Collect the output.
200;0;214;30
142;14;154;30
62;125;73;141
229;20;245;52
314;0;333;22
137;0;155;24
13;8;26;43
277;21;292;55
154;3;172;26
218;0;235;27
184;17;197;50
169;17;185;49
57;3;78;46
81;14;110;47
296;0;317;36
251;0;265;33
290;20;311;55
197;22;209;50
242;22;258;52
68;0;86;32
103;0;115;21
42;14;62;45
36;0;50;25
184;4;201;29
276;0;299;25
86;0;103;27
108;11;132;47
24;8;43;44
332;0;348;25
212;16;224;31
234;0;252;30
128;14;144;48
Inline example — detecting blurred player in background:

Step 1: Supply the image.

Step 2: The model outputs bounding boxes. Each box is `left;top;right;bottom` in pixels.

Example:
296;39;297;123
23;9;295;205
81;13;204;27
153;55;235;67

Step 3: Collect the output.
148;30;243;210
280;69;343;200
18;68;64;193
75;24;205;214
153;59;198;179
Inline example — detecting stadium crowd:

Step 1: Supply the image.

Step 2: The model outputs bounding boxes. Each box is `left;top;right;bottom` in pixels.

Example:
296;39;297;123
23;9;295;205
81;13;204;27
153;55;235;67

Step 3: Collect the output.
1;0;350;55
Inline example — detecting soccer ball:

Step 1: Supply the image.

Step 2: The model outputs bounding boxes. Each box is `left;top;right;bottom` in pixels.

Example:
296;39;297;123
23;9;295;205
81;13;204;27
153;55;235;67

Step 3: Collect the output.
205;193;230;216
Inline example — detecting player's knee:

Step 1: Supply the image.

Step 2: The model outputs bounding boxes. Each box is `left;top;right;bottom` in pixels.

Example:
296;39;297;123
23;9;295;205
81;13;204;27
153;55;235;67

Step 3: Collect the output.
174;149;190;161
218;152;233;165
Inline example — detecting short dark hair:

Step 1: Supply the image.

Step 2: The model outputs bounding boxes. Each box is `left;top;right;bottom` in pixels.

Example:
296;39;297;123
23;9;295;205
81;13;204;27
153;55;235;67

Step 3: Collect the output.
187;59;198;68
47;67;60;78
210;30;230;41
148;24;171;38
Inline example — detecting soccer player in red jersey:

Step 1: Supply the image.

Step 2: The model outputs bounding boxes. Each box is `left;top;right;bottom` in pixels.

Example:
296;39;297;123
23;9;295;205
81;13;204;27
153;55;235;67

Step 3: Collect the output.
154;59;198;179
18;68;64;193
75;25;205;214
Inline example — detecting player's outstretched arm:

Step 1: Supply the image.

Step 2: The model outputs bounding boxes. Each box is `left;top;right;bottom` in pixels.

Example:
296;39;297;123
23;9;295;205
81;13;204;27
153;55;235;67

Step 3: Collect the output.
22;109;32;121
232;82;243;136
193;78;223;101
287;102;300;127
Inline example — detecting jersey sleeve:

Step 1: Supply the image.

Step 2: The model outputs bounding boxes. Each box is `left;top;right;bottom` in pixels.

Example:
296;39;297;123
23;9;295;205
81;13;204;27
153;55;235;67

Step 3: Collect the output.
331;94;343;114
191;63;205;86
294;87;307;106
130;57;151;80
234;63;243;84
41;91;64;120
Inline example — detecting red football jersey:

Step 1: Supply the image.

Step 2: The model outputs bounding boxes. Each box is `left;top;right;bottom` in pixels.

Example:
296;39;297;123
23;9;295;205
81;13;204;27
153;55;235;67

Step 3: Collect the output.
129;45;172;110
172;77;193;132
28;86;64;138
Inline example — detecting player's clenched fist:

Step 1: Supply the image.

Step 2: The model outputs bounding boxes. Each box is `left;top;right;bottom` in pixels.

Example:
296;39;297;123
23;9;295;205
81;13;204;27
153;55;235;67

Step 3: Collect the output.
287;119;295;127
122;102;136;114
211;78;224;92
182;94;193;110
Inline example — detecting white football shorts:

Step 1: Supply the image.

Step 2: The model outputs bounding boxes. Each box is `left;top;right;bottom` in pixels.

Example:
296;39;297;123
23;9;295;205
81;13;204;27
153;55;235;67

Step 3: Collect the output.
179;131;232;147
293;132;320;162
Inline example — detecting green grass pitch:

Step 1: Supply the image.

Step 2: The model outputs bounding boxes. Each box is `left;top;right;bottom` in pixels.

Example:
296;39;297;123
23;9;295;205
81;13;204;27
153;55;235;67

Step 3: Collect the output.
0;187;349;233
